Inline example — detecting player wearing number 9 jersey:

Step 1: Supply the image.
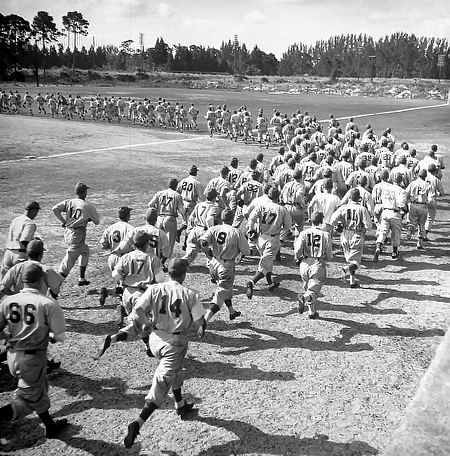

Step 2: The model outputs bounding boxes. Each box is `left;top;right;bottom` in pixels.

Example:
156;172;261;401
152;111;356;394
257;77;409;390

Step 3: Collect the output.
0;263;68;438
294;211;332;319
330;188;372;287
52;182;100;285
200;209;251;324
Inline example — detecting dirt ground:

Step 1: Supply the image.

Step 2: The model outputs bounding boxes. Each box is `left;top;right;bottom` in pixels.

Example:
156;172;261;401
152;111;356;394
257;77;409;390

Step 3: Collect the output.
0;91;449;456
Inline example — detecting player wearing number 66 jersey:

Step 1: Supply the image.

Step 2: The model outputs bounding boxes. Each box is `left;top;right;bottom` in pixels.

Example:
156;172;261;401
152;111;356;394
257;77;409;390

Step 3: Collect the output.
52;183;100;286
148;178;186;258
200;209;251;324
330;188;372;288
294;212;332;319
246;187;292;299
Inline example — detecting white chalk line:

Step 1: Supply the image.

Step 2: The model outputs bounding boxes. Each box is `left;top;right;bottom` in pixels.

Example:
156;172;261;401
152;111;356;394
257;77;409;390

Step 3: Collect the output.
0;135;209;165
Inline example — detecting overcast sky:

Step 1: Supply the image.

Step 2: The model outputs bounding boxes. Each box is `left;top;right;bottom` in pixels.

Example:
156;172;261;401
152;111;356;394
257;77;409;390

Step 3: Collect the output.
3;0;450;58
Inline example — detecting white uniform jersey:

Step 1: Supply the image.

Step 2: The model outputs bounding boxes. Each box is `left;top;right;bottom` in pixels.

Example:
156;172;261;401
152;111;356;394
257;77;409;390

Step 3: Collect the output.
101;220;135;254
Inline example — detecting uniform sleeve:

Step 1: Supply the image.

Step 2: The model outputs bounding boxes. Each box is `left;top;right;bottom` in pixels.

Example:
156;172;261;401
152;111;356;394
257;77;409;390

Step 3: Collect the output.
52;200;67;213
117;229;135;255
151;256;163;279
238;231;251;256
21;220;37;243
324;232;333;261
112;257;126;282
148;193;159;209
45;269;64;296
159;231;171;259
283;208;292;232
0;267;16;294
133;287;154;314
47;300;66;337
189;291;206;322
329;207;342;226
100;227;110;250
88;205;100;225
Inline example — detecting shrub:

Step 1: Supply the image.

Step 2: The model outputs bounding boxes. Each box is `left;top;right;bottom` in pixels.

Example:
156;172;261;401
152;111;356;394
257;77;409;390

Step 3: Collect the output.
125;75;136;83
261;77;269;83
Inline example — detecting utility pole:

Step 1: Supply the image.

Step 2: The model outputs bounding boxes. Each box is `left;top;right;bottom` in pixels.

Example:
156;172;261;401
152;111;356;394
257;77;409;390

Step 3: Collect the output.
139;33;144;71
369;55;376;83
92;36;95;69
437;54;445;85
357;43;363;80
234;34;239;75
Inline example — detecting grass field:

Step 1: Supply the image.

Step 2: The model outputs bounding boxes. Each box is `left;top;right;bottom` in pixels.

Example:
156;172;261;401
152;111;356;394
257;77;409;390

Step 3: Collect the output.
0;87;449;456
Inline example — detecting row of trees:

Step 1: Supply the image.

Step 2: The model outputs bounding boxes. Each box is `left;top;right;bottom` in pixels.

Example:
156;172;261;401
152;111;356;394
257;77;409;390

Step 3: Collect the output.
1;10;450;80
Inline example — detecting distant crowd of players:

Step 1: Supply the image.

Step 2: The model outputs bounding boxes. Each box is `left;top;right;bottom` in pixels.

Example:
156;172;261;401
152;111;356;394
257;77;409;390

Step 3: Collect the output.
0;97;446;446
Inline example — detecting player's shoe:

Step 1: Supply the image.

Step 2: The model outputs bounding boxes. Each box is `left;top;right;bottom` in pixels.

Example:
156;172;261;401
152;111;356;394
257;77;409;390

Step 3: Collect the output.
373;249;381;262
176;228;182;243
417;242;425;250
350;281;360;289
46;419;69;438
308;311;320;320
297;294;305;315
176;402;196;418
391;251;399;260
78;279;91;286
146;348;155;358
115;286;124;296
124;421;140;448
268;277;281;292
99;287;108;306
96;335;111;359
230;311;241;321
246;281;254;300
275;252;282;262
47;359;61;374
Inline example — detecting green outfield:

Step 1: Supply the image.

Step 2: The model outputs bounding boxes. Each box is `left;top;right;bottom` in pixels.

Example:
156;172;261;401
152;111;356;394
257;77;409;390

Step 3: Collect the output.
0;88;449;456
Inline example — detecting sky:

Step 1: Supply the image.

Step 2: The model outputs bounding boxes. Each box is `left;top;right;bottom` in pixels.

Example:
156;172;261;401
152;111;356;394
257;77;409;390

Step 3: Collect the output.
3;0;450;58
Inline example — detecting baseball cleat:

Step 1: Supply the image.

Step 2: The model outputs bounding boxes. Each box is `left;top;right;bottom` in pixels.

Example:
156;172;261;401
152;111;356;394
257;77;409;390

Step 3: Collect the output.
350;281;360;289
268;277;281;292
230;311;241;321
246;281;254;300
99;287;108;306
124;421;140;448
391;251;399;260
47;359;61;374
96;335;111;359
115;286;124;296
176;402;195;417
78;279;91;286
308;311;320;320
417;243;425;250
46;419;69;439
297;295;305;315
373;249;381;262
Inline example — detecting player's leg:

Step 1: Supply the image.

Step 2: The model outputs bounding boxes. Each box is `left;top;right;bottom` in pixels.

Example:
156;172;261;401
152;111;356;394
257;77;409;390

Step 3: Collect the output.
390;216;402;259
424;202;437;238
246;237;267;299
78;242;91;285
416;206;428;249
373;212;389;261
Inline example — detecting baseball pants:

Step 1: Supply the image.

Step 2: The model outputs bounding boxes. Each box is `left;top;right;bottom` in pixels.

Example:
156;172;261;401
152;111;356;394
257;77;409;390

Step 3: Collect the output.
299;259;327;304
208;258;235;308
59;228;89;276
156;216;177;257
377;210;402;247
408;204;428;239
425;202;437;232
1;250;27;278
340;230;365;266
257;234;280;275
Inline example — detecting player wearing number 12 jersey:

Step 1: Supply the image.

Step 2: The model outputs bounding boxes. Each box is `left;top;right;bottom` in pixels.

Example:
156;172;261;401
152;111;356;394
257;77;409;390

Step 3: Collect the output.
52;182;100;286
294;212;332;319
200;209;251;324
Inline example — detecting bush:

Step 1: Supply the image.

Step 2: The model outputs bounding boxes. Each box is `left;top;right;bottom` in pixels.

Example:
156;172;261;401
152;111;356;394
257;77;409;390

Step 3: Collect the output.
136;72;149;80
125;75;136;83
7;71;26;82
104;75;114;82
116;74;128;82
88;70;102;81
60;71;71;79
261;77;269;83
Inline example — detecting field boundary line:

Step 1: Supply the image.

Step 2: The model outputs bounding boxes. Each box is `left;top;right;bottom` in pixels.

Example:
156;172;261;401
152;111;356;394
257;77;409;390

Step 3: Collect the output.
0;135;209;165
318;102;449;123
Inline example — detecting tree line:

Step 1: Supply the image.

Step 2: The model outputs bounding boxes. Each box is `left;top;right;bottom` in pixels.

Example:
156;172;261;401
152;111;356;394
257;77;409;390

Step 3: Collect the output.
1;11;449;81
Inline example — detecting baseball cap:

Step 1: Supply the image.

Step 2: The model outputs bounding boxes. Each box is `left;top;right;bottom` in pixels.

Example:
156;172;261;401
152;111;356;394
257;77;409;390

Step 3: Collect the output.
256;153;264;161
311;211;324;225
167;258;189;276
278;146;285;155
168;178;178;189
230;157;239;166
145;207;158;224
75;182;89;194
118;206;132;218
22;263;43;283
25;201;41;210
268;187;280;201
221;209;234;223
349;188;361;202
190;165;198;174
133;230;150;246
26;240;45;254
206;188;218;200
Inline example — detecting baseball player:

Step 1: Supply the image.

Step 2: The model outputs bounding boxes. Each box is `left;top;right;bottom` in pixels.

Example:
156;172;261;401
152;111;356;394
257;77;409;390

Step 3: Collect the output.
294;211;333;318
405;169;433;250
204;166;232;214
1;201;41;279
227;157;241;188
424;164;445;238
373;174;408;261
0;263;68;438
119;258;205;448
246;187;292;299
176;165;204;249
182;189;219;265
200;209;251;323
96;230;166;354
148;178;186;258
330;188;372;288
99;206;135;305
308;178;341;234
52;183;100;285
280;169;307;236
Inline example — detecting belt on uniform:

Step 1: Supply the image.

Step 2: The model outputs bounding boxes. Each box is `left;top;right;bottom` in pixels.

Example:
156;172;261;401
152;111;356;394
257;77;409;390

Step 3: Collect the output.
24;350;37;355
155;328;180;335
383;208;399;212
411;201;427;205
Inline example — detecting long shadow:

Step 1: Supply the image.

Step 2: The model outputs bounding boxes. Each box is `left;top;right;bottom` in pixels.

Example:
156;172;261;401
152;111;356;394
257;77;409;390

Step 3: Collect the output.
193;416;379;455
64;318;117;336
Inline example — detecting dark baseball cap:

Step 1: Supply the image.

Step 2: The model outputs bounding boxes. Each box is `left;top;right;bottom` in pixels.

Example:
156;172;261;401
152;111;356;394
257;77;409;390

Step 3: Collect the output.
118;206;133;218
22;263;43;283
311;211;324;225
190;165;198;174
167;258;189;276
133;230;150;246
256;153;264;161
75;182;89;194
268;187;280;201
221;209;234;223
25;201;41;210
26;240;45;254
168;178;179;189
206;188;218;200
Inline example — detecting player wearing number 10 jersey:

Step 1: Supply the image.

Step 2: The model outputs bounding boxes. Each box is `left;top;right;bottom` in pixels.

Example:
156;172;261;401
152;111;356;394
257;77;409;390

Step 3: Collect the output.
294;212;332;319
52;182;100;286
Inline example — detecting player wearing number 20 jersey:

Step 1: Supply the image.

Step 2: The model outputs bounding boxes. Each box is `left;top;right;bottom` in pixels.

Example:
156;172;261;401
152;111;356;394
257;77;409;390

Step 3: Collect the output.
52;182;100;284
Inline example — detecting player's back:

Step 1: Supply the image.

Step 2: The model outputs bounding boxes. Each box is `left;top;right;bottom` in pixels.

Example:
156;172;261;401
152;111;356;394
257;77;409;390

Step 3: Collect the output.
5;214;36;249
250;201;290;236
115;249;160;289
152;189;183;217
56;198;99;229
178;176;201;203
189;201;217;230
102;220;135;252
203;224;246;260
295;226;331;261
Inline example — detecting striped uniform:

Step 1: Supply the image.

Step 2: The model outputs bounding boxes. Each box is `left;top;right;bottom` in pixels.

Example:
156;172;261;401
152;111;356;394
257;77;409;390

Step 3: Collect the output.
101;220;135;271
281;180;307;234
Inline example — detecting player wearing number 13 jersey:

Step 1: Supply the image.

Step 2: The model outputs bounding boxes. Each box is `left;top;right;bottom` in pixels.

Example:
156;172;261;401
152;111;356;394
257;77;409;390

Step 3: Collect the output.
294;212;332;319
52;182;100;285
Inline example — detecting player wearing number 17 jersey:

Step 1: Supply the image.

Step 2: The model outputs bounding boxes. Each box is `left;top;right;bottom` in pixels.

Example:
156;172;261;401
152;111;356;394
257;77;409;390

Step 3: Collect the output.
294;212;332;319
200;209;251;324
52;182;100;285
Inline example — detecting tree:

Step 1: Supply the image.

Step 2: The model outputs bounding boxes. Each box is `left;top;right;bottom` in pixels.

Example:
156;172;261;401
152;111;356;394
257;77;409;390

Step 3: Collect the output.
32;11;60;84
153;37;170;69
62;11;89;72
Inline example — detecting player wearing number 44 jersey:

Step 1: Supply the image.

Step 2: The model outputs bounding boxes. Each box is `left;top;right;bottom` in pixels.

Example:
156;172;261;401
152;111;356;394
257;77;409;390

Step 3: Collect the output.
294;212;333;319
52;182;100;286
0;263;68;439
200;209;251;324
119;259;205;449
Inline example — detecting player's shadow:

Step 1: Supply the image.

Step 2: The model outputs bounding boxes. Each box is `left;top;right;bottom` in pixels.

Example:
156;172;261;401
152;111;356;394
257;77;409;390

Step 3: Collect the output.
64;317;117;336
0;357;16;392
202;321;374;353
192;416;379;455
